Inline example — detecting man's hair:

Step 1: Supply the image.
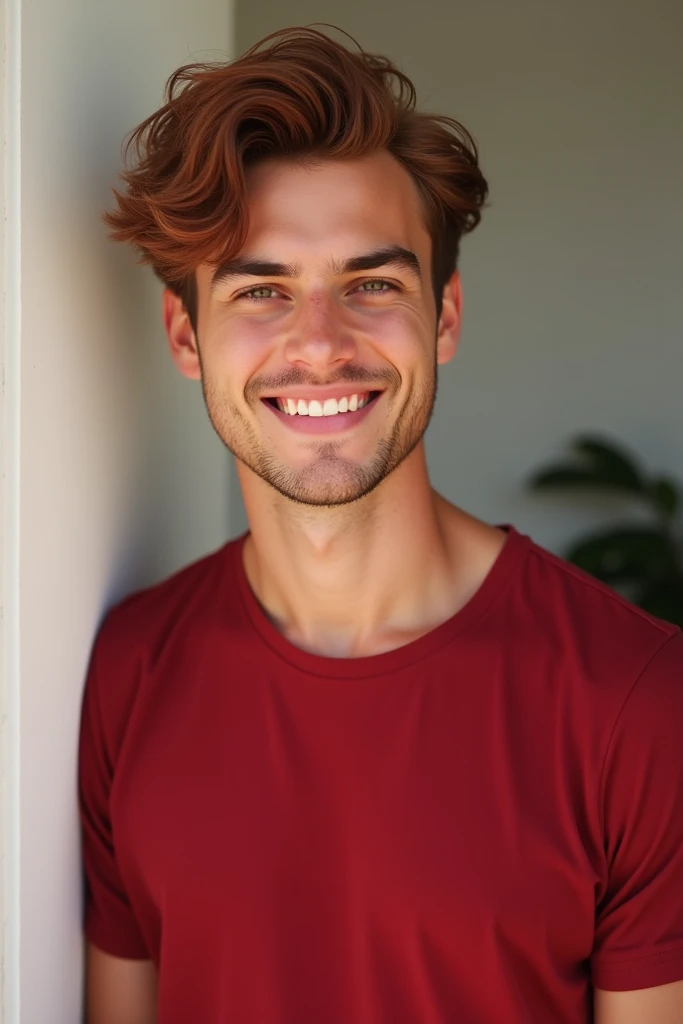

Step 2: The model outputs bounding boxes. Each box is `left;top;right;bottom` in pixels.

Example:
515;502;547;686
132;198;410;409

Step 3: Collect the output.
104;25;488;329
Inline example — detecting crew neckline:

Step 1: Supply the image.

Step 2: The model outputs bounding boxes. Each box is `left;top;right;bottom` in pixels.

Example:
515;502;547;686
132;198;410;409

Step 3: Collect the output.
231;524;530;679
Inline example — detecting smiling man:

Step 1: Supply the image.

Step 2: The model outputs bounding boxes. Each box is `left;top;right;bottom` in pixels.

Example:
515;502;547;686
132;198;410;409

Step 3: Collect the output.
78;26;683;1024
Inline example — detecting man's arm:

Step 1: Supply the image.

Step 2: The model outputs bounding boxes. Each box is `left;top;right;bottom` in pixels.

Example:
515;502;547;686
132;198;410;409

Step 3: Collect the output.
85;943;157;1024
590;632;683;1001
594;979;683;1023
79;625;157;1019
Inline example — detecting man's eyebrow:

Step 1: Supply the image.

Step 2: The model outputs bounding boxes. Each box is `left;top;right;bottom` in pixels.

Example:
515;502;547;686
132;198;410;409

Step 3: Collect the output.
210;245;422;291
330;246;422;281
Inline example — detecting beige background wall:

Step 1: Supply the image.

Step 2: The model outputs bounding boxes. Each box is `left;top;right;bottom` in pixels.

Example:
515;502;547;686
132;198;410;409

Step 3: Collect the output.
234;0;683;551
2;2;232;1020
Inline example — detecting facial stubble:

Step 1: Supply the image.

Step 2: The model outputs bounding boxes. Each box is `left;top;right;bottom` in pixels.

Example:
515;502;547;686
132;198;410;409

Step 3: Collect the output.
197;342;439;508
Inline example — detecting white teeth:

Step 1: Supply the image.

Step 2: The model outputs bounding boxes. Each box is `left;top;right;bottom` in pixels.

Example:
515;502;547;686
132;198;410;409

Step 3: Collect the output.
273;392;375;416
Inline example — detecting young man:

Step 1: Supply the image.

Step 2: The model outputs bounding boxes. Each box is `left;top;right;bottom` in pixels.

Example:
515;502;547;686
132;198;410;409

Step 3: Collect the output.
78;26;683;1024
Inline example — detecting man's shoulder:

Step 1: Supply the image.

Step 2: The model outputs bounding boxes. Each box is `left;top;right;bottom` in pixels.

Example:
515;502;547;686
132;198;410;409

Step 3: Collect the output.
83;537;246;752
94;535;242;665
518;530;680;684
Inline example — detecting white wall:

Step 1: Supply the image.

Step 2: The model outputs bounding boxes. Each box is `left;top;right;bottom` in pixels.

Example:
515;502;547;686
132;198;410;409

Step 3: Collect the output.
236;0;683;552
1;1;233;1020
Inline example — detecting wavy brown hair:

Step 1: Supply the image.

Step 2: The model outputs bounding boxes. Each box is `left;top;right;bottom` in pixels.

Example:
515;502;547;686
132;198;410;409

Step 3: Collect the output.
104;25;488;330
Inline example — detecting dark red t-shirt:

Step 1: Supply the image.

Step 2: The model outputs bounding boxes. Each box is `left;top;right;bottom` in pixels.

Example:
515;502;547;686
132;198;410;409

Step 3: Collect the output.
78;526;683;1023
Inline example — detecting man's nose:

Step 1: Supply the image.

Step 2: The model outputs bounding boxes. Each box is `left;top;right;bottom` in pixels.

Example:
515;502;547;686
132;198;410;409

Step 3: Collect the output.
284;294;356;370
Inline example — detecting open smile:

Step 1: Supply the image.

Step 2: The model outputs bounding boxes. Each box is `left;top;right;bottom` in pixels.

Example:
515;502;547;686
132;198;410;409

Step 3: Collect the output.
261;390;384;434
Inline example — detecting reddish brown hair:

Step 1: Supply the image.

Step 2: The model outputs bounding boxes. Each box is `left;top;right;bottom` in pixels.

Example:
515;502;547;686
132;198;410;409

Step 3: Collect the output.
104;25;488;329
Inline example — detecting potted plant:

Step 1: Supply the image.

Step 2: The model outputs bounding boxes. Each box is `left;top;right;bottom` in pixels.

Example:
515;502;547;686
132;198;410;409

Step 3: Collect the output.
527;435;683;627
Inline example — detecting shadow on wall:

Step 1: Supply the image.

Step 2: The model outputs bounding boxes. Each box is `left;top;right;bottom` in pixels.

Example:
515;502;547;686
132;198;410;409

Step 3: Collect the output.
70;64;230;612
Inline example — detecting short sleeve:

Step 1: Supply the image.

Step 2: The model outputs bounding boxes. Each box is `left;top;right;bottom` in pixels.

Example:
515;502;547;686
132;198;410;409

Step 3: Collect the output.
591;629;683;991
78;630;150;959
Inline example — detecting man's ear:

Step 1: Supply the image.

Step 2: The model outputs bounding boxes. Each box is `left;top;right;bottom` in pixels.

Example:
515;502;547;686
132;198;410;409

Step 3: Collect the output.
162;288;202;381
436;271;462;366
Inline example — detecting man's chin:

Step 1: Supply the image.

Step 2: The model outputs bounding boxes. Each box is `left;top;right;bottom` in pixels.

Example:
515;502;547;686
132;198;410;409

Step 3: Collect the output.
247;458;390;508
263;475;383;509
230;430;406;507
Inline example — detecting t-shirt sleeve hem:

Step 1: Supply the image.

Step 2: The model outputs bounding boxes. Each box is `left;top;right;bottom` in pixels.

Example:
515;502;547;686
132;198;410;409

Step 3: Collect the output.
85;919;151;961
592;946;683;991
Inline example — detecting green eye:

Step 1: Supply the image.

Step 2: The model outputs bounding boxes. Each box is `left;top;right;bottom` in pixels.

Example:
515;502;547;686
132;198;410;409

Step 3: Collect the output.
242;286;277;301
360;280;390;292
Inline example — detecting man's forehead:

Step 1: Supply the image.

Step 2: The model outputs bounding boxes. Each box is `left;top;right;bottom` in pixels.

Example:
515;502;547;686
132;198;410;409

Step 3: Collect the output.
244;153;428;226
245;149;414;189
232;155;429;255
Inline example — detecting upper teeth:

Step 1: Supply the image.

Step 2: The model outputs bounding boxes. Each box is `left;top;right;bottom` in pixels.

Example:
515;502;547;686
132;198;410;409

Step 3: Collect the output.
274;393;371;416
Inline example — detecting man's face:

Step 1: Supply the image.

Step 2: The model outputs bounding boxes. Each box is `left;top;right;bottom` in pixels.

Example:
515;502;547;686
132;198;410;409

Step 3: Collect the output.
169;150;460;507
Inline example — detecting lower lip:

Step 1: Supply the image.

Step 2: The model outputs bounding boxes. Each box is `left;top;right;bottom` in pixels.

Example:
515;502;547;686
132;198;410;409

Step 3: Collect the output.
261;393;383;434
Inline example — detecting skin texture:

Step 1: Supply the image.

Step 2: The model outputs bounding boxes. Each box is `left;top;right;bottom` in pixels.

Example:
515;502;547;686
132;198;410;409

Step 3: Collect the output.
88;150;683;1020
594;980;683;1022
85;944;157;1023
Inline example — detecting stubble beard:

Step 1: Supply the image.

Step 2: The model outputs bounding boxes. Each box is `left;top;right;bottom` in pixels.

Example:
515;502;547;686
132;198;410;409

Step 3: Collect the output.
200;358;438;509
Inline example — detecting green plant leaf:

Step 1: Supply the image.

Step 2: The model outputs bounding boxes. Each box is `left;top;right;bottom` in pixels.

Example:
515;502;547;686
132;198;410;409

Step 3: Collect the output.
528;466;633;491
635;580;683;628
648;477;680;520
528;435;648;496
566;526;678;584
571;435;645;493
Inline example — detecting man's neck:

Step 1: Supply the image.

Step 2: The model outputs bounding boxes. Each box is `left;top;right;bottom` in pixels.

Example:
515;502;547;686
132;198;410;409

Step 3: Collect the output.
237;450;507;659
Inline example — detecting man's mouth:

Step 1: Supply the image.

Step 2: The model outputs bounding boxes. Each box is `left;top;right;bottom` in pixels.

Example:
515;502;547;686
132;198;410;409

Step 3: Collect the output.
262;390;383;418
259;388;386;435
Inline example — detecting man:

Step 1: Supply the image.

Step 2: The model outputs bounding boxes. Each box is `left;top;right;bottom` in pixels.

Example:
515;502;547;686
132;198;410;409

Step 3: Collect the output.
78;25;683;1024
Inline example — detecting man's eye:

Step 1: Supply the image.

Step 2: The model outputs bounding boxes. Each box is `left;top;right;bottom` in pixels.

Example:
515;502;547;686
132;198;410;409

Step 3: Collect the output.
237;286;279;302
356;280;395;294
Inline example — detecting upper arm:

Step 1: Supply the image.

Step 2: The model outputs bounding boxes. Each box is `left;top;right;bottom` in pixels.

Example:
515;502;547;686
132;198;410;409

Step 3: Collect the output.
590;632;683;992
86;943;157;1024
594;979;683;1024
79;628;150;957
